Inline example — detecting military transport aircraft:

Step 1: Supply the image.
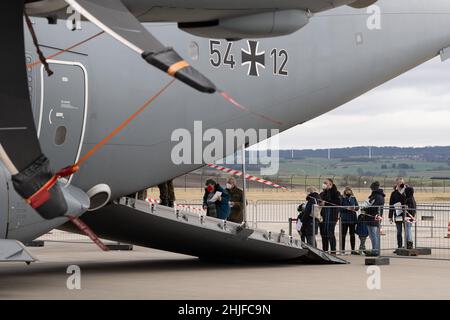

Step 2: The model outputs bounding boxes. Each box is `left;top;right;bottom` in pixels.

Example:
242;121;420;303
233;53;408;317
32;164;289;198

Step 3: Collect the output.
0;0;449;263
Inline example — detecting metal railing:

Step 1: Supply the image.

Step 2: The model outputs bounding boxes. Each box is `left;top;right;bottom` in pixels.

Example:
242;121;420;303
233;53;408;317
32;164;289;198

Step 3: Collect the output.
282;203;450;260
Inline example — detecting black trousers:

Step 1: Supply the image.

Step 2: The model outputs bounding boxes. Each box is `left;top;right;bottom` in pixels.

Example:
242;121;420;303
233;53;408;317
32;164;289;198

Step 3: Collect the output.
320;222;337;252
341;223;356;251
158;180;175;207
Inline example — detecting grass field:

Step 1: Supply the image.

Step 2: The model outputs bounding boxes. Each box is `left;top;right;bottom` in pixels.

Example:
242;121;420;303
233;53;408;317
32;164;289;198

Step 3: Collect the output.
277;157;450;178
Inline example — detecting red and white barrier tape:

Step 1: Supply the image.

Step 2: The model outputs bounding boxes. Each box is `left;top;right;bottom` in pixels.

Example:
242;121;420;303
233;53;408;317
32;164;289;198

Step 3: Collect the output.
405;212;416;223
146;198;206;213
207;163;288;190
146;198;159;204
176;204;206;213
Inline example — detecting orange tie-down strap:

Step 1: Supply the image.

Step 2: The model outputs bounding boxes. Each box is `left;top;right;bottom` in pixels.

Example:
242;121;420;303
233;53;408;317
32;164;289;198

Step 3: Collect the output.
167;60;190;76
68;215;109;251
26;165;80;209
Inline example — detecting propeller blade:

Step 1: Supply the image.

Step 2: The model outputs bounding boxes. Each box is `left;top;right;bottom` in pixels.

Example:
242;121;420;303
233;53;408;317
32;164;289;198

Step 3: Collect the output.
64;0;216;93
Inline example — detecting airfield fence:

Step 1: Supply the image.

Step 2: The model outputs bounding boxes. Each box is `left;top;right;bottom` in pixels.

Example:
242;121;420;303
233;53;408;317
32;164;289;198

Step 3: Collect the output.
37;200;450;260
273;203;450;261
173;172;450;193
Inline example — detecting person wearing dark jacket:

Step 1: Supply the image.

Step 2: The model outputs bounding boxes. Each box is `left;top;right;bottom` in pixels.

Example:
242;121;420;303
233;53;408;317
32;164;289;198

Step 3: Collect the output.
389;177;407;249
363;181;385;256
226;177;244;223
355;213;369;255
202;179;230;220
340;186;359;254
299;187;321;247
404;186;417;249
319;178;341;254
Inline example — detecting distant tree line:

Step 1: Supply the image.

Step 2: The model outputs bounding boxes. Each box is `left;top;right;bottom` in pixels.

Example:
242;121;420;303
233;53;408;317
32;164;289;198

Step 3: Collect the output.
274;146;450;160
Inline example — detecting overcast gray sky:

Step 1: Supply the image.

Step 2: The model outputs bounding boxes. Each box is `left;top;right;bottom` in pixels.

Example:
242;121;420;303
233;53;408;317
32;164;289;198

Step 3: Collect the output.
259;56;450;150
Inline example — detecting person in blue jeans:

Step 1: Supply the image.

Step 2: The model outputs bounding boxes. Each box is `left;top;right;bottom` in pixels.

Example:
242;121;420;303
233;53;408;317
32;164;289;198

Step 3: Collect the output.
340;187;359;254
388;177;407;250
363;181;385;256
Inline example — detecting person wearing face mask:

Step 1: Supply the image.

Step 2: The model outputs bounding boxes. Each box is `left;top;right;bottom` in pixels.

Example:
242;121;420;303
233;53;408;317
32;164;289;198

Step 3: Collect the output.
226;177;244;223
340;186;359;255
389;177;408;250
319;178;342;254
202;179;230;220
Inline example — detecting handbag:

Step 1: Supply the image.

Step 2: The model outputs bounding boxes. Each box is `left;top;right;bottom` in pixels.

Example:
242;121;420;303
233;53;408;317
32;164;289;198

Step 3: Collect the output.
394;202;404;222
296;219;303;232
311;204;323;223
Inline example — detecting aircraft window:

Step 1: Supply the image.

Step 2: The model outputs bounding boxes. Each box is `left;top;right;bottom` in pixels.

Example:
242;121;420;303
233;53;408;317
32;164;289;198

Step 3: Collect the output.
188;41;199;61
55;126;67;145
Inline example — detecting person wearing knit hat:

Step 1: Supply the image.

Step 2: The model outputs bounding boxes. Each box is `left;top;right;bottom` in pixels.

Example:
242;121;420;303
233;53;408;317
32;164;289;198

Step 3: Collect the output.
370;181;380;191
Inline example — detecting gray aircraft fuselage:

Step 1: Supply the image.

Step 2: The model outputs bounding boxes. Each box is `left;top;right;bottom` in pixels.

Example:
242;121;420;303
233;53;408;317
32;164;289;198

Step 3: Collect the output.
2;0;450;242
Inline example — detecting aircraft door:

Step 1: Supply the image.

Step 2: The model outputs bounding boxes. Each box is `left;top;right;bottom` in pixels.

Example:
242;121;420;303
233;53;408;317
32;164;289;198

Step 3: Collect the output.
0;164;8;239
38;60;88;171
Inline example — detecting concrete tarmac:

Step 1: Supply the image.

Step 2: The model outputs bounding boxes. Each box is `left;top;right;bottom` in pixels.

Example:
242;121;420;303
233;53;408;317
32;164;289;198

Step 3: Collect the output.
0;242;449;300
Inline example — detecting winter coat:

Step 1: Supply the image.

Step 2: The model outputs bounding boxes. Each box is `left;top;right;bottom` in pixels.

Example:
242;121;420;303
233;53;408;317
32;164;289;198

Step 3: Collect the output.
355;214;369;237
363;189;385;226
340;195;359;224
203;184;230;220
227;186;244;223
389;189;406;219
320;185;342;224
299;192;321;236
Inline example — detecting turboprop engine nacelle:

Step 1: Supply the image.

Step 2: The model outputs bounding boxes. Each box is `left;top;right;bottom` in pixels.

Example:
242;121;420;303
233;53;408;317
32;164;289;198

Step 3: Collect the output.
0;162;90;243
179;10;310;39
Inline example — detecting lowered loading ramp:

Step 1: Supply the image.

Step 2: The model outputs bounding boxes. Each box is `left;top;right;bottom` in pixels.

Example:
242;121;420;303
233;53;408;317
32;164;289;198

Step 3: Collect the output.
61;198;347;264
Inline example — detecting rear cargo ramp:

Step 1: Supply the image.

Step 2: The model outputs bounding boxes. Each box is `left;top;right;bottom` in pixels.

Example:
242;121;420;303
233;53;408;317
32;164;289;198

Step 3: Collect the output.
61;198;347;264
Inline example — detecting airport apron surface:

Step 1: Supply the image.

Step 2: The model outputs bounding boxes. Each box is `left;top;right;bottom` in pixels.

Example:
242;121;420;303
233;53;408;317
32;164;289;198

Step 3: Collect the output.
38;61;87;171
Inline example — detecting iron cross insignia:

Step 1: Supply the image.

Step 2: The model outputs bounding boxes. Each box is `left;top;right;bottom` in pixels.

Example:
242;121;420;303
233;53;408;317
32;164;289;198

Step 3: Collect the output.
241;40;265;77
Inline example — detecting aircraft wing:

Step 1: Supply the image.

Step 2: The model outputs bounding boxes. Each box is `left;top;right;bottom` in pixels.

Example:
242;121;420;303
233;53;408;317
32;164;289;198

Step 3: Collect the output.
64;0;216;93
285;0;378;12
